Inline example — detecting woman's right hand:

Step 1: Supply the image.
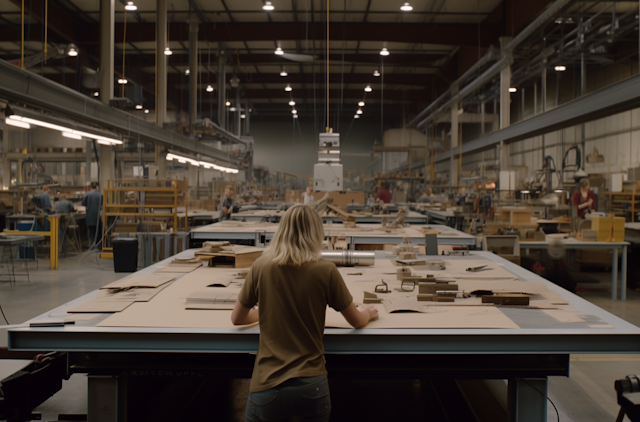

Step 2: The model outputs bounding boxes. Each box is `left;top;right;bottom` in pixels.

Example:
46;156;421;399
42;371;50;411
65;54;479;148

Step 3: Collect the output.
361;305;379;321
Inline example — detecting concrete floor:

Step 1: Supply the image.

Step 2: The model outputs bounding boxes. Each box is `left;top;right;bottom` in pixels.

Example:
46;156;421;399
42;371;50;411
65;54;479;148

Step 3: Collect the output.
0;255;636;421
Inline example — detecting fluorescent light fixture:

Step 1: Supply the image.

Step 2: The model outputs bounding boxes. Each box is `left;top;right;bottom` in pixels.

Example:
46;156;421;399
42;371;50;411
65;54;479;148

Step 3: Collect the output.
364;85;372;92
230;107;237;112
554;189;564;193
291;109;297;114
226;101;231;106
458;107;464;115
289;100;295;106
135;104;143;110
125;1;137;11
96;140;113;145
358;101;365;107
93;91;99;97
354;114;360;119
5;118;30;129
118;78;128;84
206;85;214;92
165;153;240;174
555;65;566;72
275;46;283;55
185;69;190;75
144;109;149;114
9;115;122;144
509;87;517;93
178;159;186;163
401;2;413;11
67;46;78;57
373;70;380;77
62;132;82;140
164;47;172;56
380;47;389;56
241;114;246;119
263;1;274;11
521;190;530;194
285;84;292;92
356;108;363;115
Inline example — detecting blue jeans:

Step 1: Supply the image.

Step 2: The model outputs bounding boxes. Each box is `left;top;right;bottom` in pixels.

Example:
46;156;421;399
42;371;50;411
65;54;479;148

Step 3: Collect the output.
245;376;331;422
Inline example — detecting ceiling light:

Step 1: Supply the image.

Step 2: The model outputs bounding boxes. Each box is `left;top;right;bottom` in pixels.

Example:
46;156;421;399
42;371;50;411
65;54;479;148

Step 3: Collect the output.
230;107;237;111
364;85;372;92
93;91;99;97
164;47;172;56
125;1;137;11
62;132;82;140
285;84;292;92
185;69;190;75
118;78;128;84
263;1;275;11
373;70;380;77
554;189;564;193
509;87;517;93
9;115;122;143
178;158;186;163
275;46;283;55
356;108;363;115
206;85;214;92
358;101;365;107
97;140;113;145
5;118;30;129
241;114;246;119
555;65;566;72
289;100;295;106
401;2;413;11
291;109;297;114
293;114;298;119
354;114;360;119
226;101;231;106
67;46;78;57
521;190;530;194
280;68;288;77
144;109;149;114
135;104;143;110
380;47;389;56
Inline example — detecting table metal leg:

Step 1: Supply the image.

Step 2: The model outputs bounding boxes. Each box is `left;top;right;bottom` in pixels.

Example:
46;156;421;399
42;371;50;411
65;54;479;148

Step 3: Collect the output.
612;246;619;301
88;375;128;422
508;378;548;422
622;245;628;301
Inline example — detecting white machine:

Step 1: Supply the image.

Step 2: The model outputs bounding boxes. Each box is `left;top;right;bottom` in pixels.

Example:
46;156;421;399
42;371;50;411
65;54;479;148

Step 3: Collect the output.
313;132;343;191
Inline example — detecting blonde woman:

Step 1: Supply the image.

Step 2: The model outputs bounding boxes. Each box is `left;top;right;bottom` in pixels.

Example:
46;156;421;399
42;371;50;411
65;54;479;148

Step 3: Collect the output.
232;204;378;422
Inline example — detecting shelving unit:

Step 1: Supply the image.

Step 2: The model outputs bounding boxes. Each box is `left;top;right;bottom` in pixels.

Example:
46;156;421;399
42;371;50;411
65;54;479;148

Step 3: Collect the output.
101;179;188;258
605;192;640;222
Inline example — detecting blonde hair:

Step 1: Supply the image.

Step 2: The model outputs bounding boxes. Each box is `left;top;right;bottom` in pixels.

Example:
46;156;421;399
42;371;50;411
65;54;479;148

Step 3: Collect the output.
579;178;590;188
265;204;324;267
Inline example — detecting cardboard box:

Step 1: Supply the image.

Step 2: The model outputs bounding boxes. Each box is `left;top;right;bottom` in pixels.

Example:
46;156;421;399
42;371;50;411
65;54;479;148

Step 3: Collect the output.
590;216;625;241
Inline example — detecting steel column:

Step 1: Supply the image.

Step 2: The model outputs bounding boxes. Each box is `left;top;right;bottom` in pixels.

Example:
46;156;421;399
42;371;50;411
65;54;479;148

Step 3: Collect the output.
99;0;114;103
508;378;548;422
217;50;226;129
156;0;167;127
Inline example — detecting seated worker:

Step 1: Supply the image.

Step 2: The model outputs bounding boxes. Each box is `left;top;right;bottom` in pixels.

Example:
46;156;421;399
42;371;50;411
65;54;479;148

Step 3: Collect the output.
54;194;76;214
39;185;52;209
376;182;391;204
219;185;235;220
231;204;378;422
571;178;595;218
301;186;315;205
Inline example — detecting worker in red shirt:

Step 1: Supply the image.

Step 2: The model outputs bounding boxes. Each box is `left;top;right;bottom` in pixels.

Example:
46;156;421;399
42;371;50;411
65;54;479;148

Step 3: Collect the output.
375;182;391;204
571;178;595;218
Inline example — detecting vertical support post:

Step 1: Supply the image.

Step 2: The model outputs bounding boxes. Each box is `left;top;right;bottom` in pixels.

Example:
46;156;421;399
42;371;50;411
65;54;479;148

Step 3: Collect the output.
217;50;226;129
534;82;538;116
100;0;114;103
2;127;11;190
450;95;459;191
88;375;127;422
507;378;548;422
157;147;167;178
235;85;241;136
156;0;167;127
188;19;199;134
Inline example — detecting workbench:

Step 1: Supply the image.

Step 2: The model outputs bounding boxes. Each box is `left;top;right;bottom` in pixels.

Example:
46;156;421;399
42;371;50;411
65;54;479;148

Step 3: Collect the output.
7;250;640;421
520;238;629;301
191;222;476;247
2;215;65;269
0;234;45;284
230;209;428;224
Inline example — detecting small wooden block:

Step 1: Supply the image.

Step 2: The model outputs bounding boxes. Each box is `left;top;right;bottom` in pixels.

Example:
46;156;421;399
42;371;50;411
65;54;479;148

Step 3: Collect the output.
435;296;455;302
481;294;530;306
397;267;412;280
363;297;383;304
398;251;417;260
417;294;436;301
419;283;459;295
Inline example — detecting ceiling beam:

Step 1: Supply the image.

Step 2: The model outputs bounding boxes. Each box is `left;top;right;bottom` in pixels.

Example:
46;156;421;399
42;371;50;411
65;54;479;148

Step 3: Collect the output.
6;0;79;44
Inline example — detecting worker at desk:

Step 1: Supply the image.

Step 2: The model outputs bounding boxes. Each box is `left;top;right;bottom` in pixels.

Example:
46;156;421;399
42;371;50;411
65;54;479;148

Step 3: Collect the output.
376;181;392;204
39;185;52;210
231;205;378;422
220;185;235;220
54;194;76;214
572;178;595;218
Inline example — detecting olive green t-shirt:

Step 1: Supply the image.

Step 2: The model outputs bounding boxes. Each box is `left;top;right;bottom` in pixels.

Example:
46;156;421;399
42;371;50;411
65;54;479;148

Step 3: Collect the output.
238;256;353;392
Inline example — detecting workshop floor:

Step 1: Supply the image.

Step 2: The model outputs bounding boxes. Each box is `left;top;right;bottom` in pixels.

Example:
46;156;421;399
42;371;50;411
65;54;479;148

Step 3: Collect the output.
0;256;636;421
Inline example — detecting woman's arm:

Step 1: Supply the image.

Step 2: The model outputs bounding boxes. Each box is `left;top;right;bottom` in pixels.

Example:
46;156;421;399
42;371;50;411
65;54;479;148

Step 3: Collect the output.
231;301;259;325
340;302;379;328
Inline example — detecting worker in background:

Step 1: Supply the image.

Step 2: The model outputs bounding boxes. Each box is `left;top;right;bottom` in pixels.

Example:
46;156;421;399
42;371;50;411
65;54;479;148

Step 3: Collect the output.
231;205;378;422
54;194;76;214
416;190;430;203
301;186;315;205
220;185;235;220
376;181;392;204
82;183;103;248
39;185;52;209
571;178;595;218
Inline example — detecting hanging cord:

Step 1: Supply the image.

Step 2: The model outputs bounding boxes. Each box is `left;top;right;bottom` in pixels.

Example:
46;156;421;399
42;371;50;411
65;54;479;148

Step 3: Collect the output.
325;0;329;132
121;9;128;97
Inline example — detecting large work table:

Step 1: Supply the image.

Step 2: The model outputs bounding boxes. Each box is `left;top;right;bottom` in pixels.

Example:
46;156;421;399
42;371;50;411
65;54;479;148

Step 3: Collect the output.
7;249;640;421
191;221;477;247
230;209;428;224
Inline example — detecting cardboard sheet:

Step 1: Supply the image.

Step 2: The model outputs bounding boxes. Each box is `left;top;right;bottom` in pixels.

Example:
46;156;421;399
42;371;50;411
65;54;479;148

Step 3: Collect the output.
543;310;585;323
155;262;202;273
101;273;176;289
186;291;238;310
69;298;133;313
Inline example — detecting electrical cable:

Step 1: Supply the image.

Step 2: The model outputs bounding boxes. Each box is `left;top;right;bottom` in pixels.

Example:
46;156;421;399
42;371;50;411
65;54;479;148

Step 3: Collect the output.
522;379;560;422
